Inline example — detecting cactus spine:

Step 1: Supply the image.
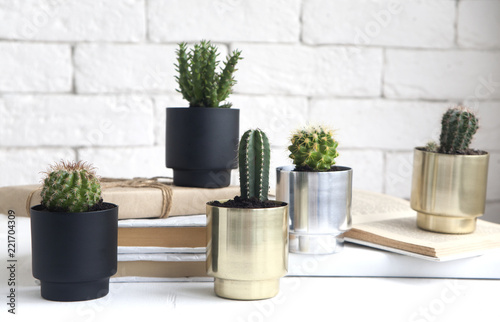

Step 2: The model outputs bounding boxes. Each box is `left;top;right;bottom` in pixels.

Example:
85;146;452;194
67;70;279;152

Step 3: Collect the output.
41;161;102;213
288;125;339;171
238;129;270;201
438;107;479;154
175;40;242;108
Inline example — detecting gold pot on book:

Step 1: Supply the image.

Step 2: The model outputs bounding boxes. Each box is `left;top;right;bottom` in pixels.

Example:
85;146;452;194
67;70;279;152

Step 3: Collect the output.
410;107;489;234
206;201;288;300
410;148;489;234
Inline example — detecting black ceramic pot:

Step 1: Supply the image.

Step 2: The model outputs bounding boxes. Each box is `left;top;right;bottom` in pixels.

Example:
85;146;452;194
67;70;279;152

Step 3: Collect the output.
30;203;118;301
166;107;239;188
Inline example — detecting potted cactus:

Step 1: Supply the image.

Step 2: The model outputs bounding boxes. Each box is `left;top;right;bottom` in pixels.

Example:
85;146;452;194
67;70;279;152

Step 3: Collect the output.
206;129;289;300
166;40;242;188
276;125;352;254
411;106;489;234
30;161;118;301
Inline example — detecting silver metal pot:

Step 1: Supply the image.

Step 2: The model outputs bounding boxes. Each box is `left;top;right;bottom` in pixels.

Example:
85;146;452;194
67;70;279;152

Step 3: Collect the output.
276;165;352;254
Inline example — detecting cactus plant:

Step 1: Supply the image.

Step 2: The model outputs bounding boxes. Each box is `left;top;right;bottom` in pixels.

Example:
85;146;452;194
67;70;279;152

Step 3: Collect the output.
438;106;479;154
288;125;339;171
175;40;242;108
41;161;102;213
239;129;270;201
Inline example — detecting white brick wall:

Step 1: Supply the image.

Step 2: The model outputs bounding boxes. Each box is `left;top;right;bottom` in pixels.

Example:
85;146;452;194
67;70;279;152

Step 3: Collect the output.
0;43;72;92
458;0;500;49
0;0;146;42
148;0;301;42
303;0;455;48
0;0;499;220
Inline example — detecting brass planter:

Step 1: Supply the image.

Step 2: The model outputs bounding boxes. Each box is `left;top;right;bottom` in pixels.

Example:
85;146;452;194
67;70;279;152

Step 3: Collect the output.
410;148;489;234
206;201;288;300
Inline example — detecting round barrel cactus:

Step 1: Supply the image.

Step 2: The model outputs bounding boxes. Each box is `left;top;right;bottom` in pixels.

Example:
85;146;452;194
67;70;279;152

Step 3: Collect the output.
41;161;102;213
288;125;339;171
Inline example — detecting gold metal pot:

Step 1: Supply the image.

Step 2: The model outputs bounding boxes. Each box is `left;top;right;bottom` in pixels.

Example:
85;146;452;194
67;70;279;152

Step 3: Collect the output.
206;201;288;300
410;148;489;234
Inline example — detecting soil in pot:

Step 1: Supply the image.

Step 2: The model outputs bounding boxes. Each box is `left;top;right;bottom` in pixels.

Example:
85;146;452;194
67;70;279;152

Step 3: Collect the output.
209;196;286;209
294;165;347;172
416;146;487;156
37;199;115;212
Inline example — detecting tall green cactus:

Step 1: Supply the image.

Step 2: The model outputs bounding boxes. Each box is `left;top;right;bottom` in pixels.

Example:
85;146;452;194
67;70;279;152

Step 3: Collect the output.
439;107;479;154
175;40;242;108
288;125;339;171
41;161;102;213
238;129;270;201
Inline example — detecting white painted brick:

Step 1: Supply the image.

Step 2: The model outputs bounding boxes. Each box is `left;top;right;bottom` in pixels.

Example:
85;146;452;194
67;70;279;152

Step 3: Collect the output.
484;202;500;224
230;95;309;147
385;151;413;199
487;152;500;202
153;94;187;146
0;148;75;187
0;0;145;42
78;147;171;179
385;151;500;202
148;0;300;42
74;44;178;93
309;99;451;149
458;0;500;49
303;0;455;48
473;101;500;152
0;43;71;93
337;149;384;193
233;44;383;96
384;50;500;100
0;95;154;147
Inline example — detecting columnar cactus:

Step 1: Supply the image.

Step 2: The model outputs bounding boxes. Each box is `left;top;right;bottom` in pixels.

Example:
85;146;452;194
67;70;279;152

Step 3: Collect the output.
438;107;479;154
288;125;339;171
41;161;102;213
175;40;242;108
238;129;270;201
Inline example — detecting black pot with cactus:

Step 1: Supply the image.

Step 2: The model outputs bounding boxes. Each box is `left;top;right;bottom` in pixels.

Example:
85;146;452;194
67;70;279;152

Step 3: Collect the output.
30;161;118;301
410;106;489;234
276;125;353;254
166;41;242;188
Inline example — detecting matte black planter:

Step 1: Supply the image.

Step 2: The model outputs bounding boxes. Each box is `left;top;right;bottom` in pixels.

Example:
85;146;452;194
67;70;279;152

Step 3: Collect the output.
166;107;239;188
30;204;118;301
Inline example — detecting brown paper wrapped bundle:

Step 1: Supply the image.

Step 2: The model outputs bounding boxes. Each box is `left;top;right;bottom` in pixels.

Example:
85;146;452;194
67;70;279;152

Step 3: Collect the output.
0;177;240;220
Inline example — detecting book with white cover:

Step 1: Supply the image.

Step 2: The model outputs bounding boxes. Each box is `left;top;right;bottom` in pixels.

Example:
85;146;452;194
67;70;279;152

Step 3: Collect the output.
344;190;500;261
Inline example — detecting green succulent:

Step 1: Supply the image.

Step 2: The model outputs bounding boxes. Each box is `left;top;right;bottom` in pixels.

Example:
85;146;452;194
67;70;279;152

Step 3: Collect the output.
175;40;242;108
41;161;102;213
239;129;270;201
288;125;339;171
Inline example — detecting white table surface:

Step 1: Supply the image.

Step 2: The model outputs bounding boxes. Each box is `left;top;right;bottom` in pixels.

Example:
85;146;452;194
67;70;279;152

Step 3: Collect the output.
2;215;500;322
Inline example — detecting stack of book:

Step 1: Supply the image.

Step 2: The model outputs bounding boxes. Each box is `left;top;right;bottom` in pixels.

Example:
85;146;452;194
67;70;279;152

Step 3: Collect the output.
113;214;212;282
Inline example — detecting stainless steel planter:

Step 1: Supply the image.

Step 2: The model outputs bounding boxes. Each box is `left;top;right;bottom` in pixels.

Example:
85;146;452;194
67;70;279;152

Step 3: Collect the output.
276;165;352;254
206;201;288;300
410;148;489;234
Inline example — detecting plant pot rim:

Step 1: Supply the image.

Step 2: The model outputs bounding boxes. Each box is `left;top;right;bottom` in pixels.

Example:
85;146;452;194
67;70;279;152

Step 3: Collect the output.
206;199;288;211
276;165;352;172
166;106;240;110
414;146;488;157
30;202;118;216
